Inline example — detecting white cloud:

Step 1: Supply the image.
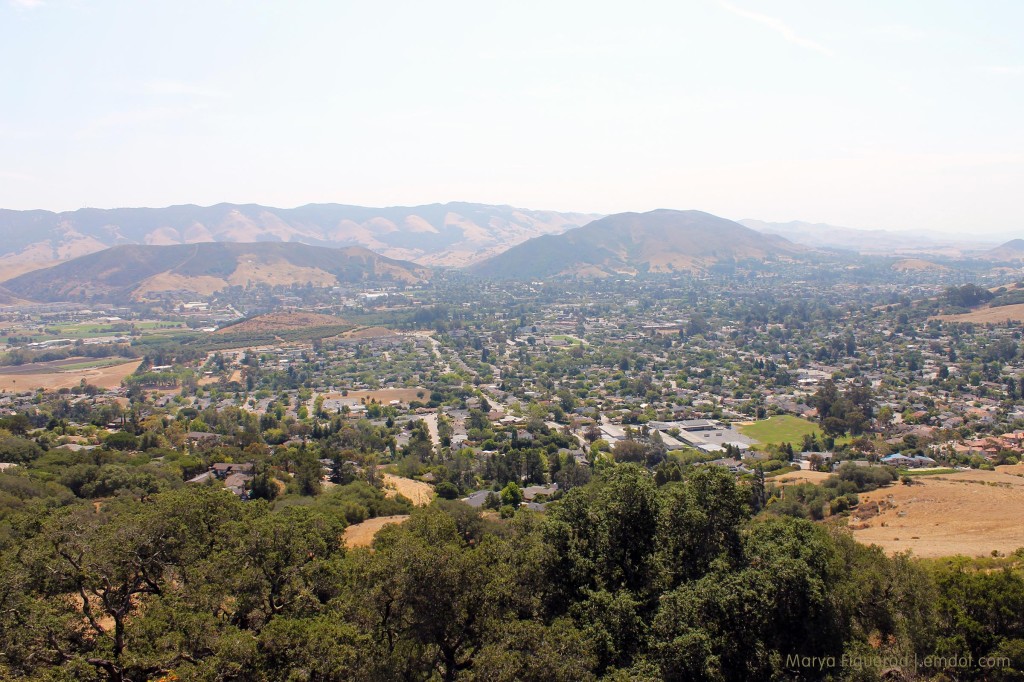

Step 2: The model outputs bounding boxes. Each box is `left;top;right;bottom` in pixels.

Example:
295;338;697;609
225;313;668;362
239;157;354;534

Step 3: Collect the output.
9;0;44;8
718;1;834;57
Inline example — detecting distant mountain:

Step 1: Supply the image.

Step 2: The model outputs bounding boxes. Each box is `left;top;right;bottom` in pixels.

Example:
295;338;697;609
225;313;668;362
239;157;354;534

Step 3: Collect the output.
740;219;994;257
982;239;1024;262
1;242;430;302
0;202;598;278
473;209;807;279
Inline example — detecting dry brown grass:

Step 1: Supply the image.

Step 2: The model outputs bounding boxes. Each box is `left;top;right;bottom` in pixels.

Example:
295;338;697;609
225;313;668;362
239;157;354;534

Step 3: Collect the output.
892;258;948;272
997;462;1024;477
851;469;1024;558
321;388;427;404
216;312;348;336
133;273;226;298
771;470;832;485
339;326;398;339
0;259;55;282
0;359;142;392
343;515;410;548
381;473;434;506
226;258;336;289
932;303;1024;324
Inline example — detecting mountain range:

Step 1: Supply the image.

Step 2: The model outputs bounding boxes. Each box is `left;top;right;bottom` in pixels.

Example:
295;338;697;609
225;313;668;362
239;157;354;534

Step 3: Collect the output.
474;209;806;279
1;204;1020;302
0;202;598;280
1;242;429;302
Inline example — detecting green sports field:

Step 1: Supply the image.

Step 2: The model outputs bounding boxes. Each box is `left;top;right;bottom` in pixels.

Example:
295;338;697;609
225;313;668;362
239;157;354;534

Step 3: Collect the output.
739;415;822;445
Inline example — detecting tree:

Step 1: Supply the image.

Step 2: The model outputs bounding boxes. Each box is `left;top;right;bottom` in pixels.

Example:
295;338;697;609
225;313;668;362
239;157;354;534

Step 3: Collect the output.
436;481;459;500
249;462;279;501
500;482;523;508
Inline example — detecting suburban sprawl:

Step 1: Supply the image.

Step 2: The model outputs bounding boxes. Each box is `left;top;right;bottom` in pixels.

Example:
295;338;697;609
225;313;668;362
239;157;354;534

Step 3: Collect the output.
2;210;1024;680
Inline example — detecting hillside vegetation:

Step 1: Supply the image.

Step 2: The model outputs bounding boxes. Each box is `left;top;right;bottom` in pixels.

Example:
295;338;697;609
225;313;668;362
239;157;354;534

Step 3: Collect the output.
2;465;1023;681
475;209;807;279
1;242;429;301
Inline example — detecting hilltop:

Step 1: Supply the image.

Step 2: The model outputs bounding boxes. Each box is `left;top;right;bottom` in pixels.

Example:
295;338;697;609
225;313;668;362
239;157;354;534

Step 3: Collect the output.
1;242;429;302
215;312;351;336
473;209;806;279
983;238;1024;262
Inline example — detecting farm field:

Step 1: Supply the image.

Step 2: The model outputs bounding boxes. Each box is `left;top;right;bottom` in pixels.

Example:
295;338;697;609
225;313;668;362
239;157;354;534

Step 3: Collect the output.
1;320;188;344
851;468;1024;558
0;358;142;391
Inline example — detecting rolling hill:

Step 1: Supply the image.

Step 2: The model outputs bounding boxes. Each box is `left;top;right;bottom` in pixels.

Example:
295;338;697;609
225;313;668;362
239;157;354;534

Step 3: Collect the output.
982;239;1024;262
472;209;807;279
0;202;597;278
1;242;430;302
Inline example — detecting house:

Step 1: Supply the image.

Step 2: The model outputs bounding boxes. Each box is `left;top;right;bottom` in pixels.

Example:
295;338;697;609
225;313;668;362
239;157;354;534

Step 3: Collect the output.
223;472;252;499
522;483;558;501
211;462;254;479
881;453;937;468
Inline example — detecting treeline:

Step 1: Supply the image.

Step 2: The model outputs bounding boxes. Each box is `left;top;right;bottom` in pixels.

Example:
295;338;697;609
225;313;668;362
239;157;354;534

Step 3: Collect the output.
1;464;1023;681
0;342;136;367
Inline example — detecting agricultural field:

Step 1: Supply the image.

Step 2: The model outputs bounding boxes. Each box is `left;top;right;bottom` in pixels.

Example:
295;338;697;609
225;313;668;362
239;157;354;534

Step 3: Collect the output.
1;319;189;344
0;358;142;391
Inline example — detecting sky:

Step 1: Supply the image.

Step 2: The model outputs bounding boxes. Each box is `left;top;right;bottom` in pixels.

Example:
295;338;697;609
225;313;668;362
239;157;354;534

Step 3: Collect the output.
2;0;1023;236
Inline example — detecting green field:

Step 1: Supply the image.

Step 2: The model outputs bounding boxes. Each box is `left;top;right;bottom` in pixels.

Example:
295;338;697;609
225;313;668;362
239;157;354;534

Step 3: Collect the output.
897;467;959;477
549;334;584;345
740;415;822;445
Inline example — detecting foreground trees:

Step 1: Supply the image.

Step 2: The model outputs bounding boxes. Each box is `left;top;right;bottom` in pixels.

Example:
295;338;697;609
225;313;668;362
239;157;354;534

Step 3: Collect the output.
1;466;1022;680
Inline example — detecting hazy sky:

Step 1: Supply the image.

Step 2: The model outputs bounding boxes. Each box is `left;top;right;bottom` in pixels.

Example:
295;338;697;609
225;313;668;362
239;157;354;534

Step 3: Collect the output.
2;1;1023;235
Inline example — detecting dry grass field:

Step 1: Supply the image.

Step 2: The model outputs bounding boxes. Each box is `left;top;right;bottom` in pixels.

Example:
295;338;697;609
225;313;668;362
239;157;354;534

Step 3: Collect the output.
381;473;434;506
321;388;428;404
771;470;832;485
342;515;410;548
216;312;348;336
851;468;1024;558
0;359;142;392
891;258;948;272
338;326;398;340
932;303;1024;324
